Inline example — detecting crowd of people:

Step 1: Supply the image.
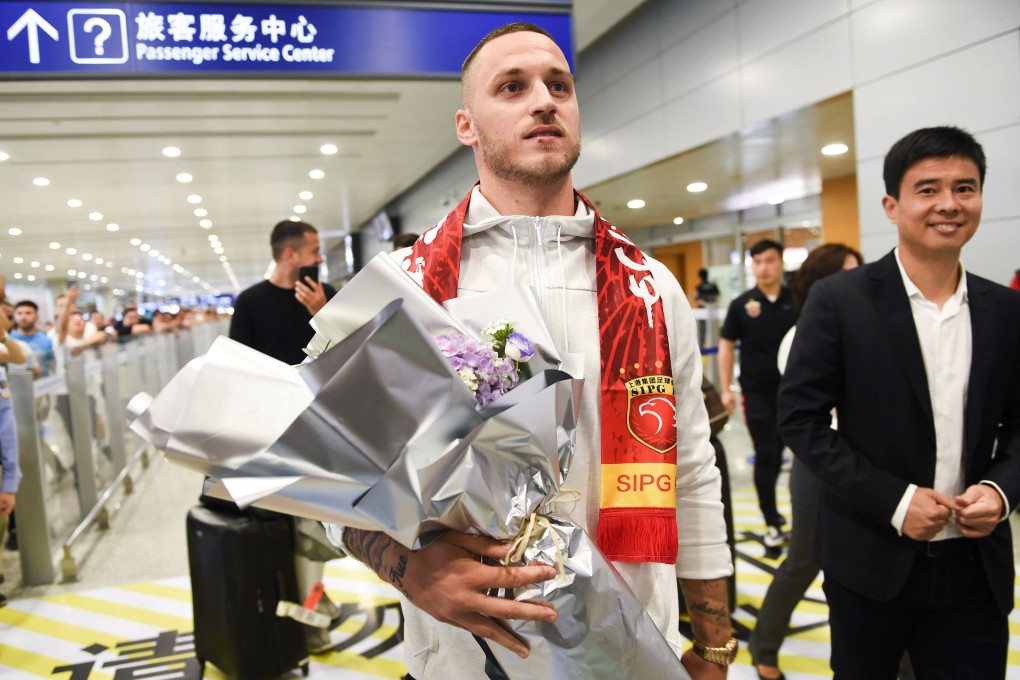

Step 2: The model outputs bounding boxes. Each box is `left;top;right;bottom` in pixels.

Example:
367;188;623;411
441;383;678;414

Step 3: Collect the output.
0;281;226;603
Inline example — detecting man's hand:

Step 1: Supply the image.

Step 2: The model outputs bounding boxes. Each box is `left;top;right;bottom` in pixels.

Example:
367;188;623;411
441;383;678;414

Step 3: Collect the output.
955;484;1005;538
720;389;736;414
0;492;15;516
901;487;958;541
295;278;328;316
345;529;558;659
681;649;728;680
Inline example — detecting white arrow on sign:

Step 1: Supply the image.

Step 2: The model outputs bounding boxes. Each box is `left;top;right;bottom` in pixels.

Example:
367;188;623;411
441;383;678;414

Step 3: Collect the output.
7;8;59;64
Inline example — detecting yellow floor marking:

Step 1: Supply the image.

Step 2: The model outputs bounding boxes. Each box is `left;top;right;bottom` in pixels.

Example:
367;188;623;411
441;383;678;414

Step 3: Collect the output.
39;593;191;630
0;607;124;647
0;643;114;680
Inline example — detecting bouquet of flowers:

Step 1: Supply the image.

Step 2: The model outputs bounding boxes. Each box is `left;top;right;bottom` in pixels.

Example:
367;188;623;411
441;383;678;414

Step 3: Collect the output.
128;252;690;680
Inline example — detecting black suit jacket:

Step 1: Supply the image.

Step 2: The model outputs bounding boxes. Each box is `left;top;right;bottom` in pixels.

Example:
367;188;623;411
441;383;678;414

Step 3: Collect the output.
778;250;1020;613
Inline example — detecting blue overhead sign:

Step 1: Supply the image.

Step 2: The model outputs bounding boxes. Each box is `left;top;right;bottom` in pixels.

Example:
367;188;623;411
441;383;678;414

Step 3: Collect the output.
1;2;573;77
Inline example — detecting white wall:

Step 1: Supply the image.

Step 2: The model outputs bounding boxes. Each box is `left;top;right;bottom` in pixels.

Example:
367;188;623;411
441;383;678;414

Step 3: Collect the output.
575;0;1020;283
389;0;1020;284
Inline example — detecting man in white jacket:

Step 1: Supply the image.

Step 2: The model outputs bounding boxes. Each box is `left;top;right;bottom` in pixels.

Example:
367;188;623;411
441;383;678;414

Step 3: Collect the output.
343;23;733;679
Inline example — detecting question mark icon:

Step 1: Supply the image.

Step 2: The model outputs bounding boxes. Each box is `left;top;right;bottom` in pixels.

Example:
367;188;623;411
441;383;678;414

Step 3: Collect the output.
83;17;112;56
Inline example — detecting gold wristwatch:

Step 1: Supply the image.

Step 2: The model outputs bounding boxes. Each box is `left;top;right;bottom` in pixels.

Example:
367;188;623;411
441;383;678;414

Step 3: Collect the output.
691;637;739;666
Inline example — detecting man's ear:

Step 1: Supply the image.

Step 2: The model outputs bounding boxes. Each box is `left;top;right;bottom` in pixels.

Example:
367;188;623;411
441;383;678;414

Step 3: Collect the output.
455;109;477;147
881;194;899;224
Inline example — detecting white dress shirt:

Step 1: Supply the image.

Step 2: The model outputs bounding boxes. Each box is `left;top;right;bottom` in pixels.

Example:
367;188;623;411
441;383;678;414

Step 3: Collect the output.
889;248;1007;539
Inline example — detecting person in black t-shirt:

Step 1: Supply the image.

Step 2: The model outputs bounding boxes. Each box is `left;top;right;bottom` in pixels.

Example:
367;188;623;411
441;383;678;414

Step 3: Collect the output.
718;239;797;549
227;219;340;653
229;220;336;366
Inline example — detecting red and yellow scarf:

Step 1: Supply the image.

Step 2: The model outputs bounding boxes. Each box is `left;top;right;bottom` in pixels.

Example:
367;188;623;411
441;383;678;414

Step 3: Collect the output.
403;188;678;564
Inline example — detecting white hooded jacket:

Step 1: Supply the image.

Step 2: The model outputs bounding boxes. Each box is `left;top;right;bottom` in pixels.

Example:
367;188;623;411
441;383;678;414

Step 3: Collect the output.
396;186;732;677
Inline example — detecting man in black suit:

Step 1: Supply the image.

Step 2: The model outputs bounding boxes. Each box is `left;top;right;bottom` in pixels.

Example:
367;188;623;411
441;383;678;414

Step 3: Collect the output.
778;126;1020;679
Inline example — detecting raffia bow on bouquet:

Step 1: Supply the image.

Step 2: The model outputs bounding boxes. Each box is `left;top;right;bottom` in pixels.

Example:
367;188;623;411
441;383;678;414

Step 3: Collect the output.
128;252;690;680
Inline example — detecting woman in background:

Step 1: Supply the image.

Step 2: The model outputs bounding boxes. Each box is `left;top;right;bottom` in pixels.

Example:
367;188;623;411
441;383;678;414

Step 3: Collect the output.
749;242;862;680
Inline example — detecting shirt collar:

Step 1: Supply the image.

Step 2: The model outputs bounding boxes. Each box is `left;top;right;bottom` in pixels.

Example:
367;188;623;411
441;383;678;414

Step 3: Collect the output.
894;247;968;304
463;185;593;237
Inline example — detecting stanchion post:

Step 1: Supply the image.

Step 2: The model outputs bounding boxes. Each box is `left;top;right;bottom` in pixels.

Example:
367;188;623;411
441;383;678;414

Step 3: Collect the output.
65;355;99;516
7;369;56;585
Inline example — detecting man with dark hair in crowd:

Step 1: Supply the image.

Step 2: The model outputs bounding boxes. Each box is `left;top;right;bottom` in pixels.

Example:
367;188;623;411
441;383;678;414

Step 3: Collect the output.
11;300;53;378
228;219;339;653
780;126;1020;679
230;220;336;365
718;239;797;549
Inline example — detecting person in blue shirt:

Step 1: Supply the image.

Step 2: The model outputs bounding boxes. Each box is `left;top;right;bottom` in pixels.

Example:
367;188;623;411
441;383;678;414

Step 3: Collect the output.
10;300;54;378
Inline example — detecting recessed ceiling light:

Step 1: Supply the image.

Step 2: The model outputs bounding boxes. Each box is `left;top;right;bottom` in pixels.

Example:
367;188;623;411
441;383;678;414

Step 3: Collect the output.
27;274;36;282
101;277;108;284
163;146;181;158
68;269;77;276
673;217;684;225
294;205;307;214
214;247;224;255
199;219;212;228
67;198;82;208
49;241;60;249
8;227;22;236
194;208;208;217
309;169;325;180
106;223;119;232
149;249;160;257
187;194;202;204
0;151;8;162
320;143;338;155
176;172;193;183
821;143;849;156
140;244;150;252
12;273;22;280
82;253;93;261
767;197;784;205
626;199;645;209
33;177;49;187
95;257;104;264
687;182;708;193
219;255;228;262
13;257;23;264
30;261;39;268
89;212;103;221
90;274;98;281
77;271;86;279
44;264;54;272
130;238;141;246
290;216;301;221
66;247;77;255
299;191;313;200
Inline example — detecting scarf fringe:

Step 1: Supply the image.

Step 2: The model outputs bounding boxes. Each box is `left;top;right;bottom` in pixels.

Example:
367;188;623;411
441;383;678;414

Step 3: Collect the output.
596;509;677;565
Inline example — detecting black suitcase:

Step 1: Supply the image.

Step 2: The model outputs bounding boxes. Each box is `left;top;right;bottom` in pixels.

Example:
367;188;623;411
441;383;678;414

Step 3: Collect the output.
186;505;309;678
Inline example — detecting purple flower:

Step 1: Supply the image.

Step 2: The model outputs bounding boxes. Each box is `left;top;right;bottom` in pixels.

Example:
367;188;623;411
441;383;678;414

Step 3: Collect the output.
504;332;535;363
435;330;519;407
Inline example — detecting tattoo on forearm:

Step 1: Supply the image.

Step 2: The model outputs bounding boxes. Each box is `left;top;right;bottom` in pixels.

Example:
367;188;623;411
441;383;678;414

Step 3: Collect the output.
680;577;731;643
345;529;412;600
690;601;728;624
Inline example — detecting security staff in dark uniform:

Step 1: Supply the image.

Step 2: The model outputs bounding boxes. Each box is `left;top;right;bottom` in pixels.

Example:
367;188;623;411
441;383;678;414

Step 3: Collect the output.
718;239;797;547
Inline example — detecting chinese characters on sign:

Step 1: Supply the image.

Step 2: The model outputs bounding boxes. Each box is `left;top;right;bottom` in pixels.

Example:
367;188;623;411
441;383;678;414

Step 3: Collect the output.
133;10;334;65
1;2;573;76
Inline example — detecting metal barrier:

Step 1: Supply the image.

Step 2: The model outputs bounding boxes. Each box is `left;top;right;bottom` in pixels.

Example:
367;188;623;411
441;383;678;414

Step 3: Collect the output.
7;320;228;585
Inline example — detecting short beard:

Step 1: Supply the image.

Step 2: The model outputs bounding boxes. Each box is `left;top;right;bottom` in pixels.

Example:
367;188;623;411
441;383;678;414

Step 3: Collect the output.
477;126;580;187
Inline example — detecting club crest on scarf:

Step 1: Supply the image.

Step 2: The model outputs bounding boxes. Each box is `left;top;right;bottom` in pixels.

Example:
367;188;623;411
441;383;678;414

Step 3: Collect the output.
625;375;677;454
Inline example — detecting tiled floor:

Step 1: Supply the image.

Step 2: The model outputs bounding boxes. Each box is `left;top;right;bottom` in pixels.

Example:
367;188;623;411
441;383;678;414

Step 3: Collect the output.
2;423;1019;678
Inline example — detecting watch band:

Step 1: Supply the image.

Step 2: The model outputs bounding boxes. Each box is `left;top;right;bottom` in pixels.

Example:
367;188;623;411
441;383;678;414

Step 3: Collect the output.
691;637;739;666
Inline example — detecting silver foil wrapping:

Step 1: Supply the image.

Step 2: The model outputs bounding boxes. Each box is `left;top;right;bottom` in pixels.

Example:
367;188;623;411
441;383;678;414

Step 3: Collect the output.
128;252;691;680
